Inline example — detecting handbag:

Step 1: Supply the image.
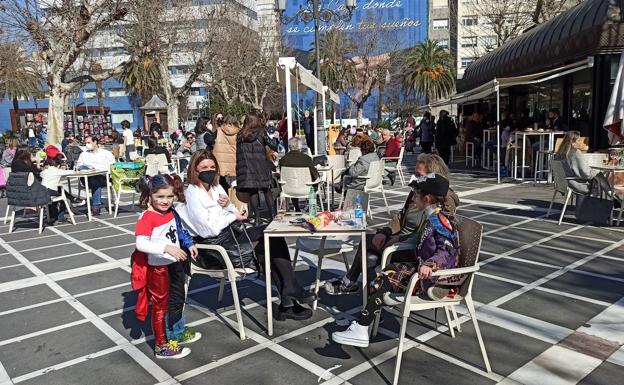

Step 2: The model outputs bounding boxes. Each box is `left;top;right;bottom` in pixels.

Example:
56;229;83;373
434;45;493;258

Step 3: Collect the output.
575;195;613;225
194;222;258;270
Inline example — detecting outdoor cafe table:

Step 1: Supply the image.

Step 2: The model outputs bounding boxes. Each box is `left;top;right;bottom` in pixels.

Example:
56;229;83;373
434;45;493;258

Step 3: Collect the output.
590;164;624;188
66;170;112;221
262;215;367;336
513;130;566;182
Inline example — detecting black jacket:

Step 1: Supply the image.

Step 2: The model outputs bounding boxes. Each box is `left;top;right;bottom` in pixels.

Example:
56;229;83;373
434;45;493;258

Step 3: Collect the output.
435;116;458;148
278;151;320;181
6;172;51;207
236;131;278;189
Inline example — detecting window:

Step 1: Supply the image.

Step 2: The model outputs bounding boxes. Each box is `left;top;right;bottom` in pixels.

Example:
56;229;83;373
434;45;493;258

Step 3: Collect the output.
462;16;478;26
461;36;477;48
461;57;476;68
432;0;448;9
190;87;201;96
433;19;449;30
83;89;97;99
111;112;134;125
437;39;449;48
482;35;498;48
108;88;128;98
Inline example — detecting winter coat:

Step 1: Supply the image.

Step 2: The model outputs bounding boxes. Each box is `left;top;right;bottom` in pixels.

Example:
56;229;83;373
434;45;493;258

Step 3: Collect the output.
6;172;51;207
435;116;458;148
213;124;240;177
343;152;380;190
236;131;278;190
419;119;435;143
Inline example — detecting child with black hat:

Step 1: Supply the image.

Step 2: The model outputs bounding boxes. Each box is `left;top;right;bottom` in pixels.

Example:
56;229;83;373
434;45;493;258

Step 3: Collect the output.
332;173;459;347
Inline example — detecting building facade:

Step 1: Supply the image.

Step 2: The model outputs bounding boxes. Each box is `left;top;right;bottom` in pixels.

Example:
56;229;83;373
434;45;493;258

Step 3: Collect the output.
428;0;458;73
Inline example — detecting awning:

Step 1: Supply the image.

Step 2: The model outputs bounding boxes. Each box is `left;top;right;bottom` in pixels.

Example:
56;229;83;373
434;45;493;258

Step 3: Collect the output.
604;49;624;143
276;59;324;95
430;58;593;108
325;87;340;105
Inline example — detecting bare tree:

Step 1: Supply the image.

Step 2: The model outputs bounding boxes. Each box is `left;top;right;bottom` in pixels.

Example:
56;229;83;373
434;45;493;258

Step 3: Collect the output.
1;0;128;144
204;21;281;112
119;0;223;131
340;27;398;127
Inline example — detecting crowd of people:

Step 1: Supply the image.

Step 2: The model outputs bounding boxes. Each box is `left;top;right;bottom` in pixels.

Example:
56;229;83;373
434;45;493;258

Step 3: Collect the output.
0;110;465;362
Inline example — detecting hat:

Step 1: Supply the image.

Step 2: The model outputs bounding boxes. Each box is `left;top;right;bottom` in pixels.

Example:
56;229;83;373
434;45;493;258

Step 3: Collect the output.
45;145;65;159
409;173;449;197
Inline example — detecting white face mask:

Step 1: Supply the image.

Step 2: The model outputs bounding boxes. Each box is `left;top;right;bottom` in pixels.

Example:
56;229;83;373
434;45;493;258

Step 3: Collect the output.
86;143;94;151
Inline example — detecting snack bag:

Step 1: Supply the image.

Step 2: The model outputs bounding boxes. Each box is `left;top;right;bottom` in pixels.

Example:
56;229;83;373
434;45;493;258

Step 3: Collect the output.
306;211;333;232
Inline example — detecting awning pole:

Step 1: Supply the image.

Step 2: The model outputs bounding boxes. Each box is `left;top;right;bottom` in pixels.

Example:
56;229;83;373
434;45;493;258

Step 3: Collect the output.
285;66;293;141
313;104;318;155
496;79;501;184
320;90;327;155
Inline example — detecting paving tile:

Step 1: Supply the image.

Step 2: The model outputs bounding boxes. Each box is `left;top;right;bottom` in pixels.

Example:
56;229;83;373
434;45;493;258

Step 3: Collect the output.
511;245;586;267
0;252;19;268
541;271;624;304
35;253;105;274
577;360;624;385
479;237;521;254
21;244;87;262
479;258;558;284
475;214;529;226
426;320;551;377
499;289;607;330
350;343;495;385
489;228;551;243
182;349;318;385
0;322;115;378
100;245;134;260
472;275;523;305
77;283;134;315
18;350;155;385
0;284;60;313
540;236;609;255
567;227;624;243
84;234;135;250
575;257;624;278
69;227;127;241
0;301;84;341
0;264;34;283
55;267;129;295
557;331;620;361
9;235;68;251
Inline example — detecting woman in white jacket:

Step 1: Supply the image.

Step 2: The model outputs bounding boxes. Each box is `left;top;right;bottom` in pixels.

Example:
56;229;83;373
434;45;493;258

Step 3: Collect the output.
177;150;315;321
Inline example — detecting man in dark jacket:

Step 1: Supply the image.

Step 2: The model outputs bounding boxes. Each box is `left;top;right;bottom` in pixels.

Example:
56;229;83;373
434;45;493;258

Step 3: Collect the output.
434;110;458;165
301;110;314;154
279;137;320;211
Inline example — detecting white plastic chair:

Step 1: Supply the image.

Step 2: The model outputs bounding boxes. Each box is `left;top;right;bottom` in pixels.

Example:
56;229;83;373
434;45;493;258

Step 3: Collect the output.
347;147;362;166
383;147;406;186
372;215;491;385
278;166;324;211
145;154;170;177
465;142;475;167
191;244;253;340
113;175;140;218
358;160;389;219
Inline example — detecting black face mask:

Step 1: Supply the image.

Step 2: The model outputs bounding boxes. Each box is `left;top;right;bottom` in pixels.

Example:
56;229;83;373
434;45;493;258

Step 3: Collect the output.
198;170;216;185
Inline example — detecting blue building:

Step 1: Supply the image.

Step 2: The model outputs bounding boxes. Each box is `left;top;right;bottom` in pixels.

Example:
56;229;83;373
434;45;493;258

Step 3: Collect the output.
280;0;429;120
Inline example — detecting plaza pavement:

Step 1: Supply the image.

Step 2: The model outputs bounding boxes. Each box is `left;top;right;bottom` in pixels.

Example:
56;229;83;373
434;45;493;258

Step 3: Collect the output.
0;154;622;385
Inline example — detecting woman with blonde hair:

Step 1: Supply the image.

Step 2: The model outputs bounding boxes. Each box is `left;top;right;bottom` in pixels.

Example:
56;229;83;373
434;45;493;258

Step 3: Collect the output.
555;131;596;194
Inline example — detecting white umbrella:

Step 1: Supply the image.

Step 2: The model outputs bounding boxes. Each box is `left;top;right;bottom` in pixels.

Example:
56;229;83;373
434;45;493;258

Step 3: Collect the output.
604;50;624;144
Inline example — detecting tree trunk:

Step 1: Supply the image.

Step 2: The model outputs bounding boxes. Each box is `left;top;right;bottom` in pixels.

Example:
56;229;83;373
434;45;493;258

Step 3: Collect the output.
47;86;66;145
167;97;179;133
12;96;20;132
377;81;385;123
357;105;364;127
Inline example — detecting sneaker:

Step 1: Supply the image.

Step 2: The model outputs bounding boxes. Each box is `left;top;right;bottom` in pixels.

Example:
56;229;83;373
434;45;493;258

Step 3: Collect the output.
175;327;202;344
324;278;359;296
332;321;370;348
72;199;86;206
154;340;191;359
276;302;312;321
91;207;101;216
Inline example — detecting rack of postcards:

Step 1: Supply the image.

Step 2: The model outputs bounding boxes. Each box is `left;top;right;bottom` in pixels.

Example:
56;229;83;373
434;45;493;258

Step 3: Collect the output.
23;112;49;132
64;113;112;138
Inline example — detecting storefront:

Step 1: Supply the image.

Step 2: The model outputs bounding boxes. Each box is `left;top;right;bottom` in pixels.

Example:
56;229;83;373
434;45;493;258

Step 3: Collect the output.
455;0;624;150
10;106;112;138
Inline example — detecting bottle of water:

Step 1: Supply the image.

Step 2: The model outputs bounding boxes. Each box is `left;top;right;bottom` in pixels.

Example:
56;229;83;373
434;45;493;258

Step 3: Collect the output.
354;193;365;227
308;187;317;217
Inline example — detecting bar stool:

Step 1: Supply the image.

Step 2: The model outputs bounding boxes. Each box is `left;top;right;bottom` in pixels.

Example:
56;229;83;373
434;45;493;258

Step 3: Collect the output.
465;142;475;167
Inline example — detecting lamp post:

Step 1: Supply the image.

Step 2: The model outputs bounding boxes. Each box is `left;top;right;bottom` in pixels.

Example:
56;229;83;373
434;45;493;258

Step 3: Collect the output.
275;0;356;155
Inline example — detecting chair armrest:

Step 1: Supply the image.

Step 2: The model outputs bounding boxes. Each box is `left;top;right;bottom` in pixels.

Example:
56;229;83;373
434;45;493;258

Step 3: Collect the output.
380;242;416;269
356;175;371;180
306;179;322;186
382;157;400;161
431;265;479;277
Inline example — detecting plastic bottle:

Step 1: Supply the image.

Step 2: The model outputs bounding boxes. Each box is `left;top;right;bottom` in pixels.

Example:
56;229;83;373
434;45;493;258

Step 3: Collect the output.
354;193;365;227
308;187;317;217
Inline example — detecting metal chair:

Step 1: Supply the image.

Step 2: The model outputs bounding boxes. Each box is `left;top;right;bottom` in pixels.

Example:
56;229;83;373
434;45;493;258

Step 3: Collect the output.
465;142;475;167
547;159;589;225
383;147;406;186
191;244;253;340
278;166;324;212
372;215;491;385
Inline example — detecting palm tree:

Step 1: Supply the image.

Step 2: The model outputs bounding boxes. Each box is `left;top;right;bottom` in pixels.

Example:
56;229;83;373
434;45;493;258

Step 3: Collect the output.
401;40;455;104
310;30;356;122
0;43;42;131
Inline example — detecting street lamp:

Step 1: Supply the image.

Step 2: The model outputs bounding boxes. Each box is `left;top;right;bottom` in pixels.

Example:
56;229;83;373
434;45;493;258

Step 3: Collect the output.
275;0;356;154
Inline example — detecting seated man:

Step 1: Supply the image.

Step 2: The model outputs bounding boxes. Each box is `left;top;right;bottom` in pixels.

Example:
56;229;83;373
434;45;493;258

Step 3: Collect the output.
76;135;115;216
278;137;320;212
325;153;459;295
338;139;379;193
